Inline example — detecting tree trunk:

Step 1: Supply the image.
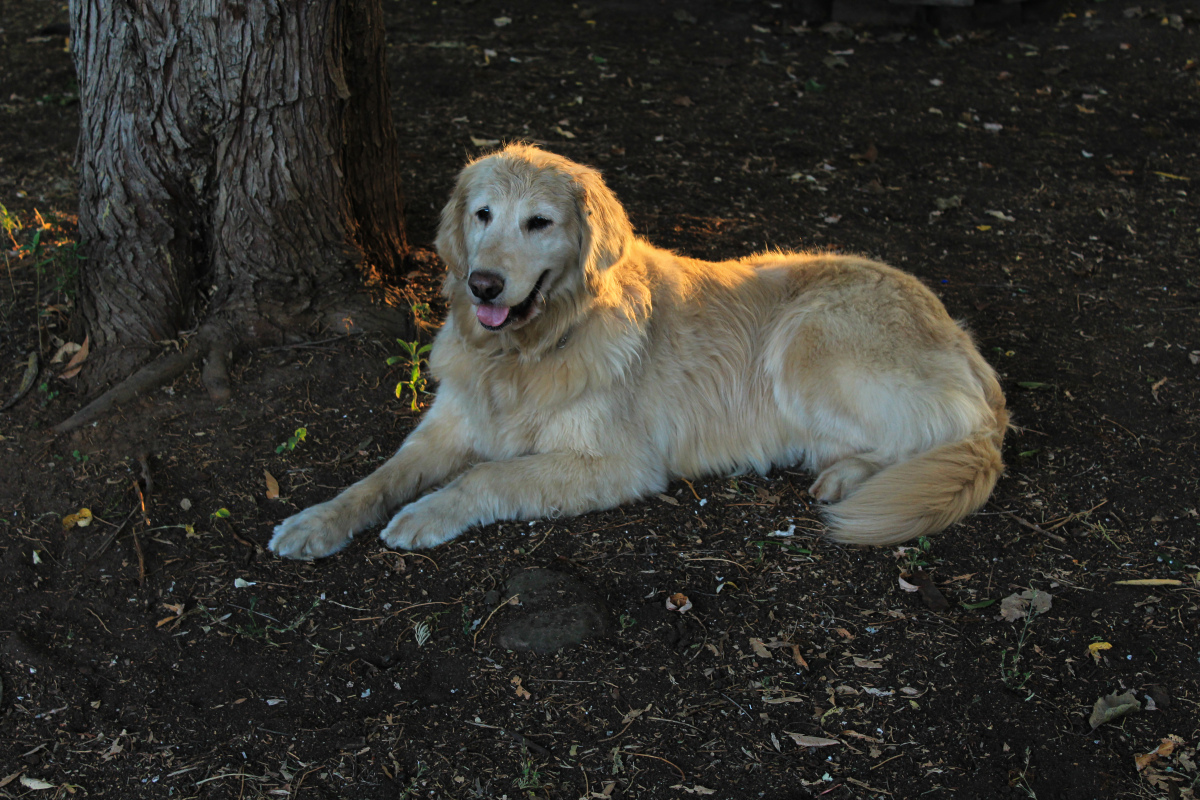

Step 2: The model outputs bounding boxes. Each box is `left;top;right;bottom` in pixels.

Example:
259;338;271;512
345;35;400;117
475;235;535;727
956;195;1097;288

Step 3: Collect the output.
63;0;410;426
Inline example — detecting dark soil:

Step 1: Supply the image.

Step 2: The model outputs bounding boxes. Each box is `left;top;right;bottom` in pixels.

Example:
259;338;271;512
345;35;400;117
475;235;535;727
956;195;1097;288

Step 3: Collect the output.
2;2;1199;798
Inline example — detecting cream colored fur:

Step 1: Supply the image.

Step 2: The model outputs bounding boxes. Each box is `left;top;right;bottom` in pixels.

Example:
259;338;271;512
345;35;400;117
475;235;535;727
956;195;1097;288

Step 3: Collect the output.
269;144;1008;559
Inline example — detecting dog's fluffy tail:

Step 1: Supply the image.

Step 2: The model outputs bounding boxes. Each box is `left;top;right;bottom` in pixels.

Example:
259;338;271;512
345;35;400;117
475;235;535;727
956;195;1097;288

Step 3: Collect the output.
824;396;1009;546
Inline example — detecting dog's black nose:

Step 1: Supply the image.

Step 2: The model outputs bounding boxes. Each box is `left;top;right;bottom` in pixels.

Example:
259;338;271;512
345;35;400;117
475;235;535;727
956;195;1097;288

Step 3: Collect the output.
468;271;505;301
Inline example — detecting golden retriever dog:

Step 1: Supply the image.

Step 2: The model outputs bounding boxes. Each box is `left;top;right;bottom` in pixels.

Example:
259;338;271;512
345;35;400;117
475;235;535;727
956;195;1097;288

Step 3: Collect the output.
269;144;1007;560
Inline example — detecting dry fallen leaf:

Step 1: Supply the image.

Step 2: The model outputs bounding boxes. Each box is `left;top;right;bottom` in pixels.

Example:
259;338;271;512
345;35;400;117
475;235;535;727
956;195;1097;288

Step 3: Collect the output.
750;638;772;659
666;592;692;612
62;507;93;529
1088;641;1112;663
999;589;1053;621
787;733;842;748
1135;736;1180;771
264;470;280;500
20;776;56;790
511;676;531;701
853;657;883;669
791;644;809;669
59;334;90;379
621;703;652;725
50;340;81;364
1089;691;1141;730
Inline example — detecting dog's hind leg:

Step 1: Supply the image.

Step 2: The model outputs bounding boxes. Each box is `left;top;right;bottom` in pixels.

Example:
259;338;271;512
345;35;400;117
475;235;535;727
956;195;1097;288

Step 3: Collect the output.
809;452;889;503
269;400;477;559
379;452;661;550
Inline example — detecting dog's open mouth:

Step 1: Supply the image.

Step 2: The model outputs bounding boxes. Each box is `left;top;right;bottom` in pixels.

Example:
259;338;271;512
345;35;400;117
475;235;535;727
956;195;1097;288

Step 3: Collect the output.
475;271;549;331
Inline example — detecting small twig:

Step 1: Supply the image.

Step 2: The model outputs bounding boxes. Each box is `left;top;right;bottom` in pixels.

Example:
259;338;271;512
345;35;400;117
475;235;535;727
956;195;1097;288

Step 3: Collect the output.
137;451;154;499
290;766;321;798
626;752;685;780
719;692;752;721
261;335;355;352
465;720;555;760
1099;415;1142;448
525;526;554;556
1000;510;1068;544
380;550;439;571
1044;499;1108;532
387;600;461;618
89;507;138;563
132;530;146;586
679;555;751;573
870;752;905;770
599;718;637;743
680;478;701;501
132;477;151;528
473;594;518;648
85;607;113;635
647;716;702;732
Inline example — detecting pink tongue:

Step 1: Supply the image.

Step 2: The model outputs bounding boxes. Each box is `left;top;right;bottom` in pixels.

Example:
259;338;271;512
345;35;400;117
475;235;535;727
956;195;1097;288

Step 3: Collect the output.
476;304;510;327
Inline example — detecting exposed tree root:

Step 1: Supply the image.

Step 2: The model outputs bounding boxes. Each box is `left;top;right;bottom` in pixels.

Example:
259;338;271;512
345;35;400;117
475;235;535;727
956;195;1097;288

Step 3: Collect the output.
52;295;421;436
52;348;200;435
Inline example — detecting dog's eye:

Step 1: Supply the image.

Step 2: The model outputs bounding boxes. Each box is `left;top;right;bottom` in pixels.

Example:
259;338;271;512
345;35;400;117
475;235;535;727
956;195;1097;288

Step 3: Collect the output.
475;207;491;223
527;215;553;232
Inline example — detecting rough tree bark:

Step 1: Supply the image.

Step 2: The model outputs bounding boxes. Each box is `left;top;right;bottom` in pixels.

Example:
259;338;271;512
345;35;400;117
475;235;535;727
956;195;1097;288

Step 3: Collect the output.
57;0;412;433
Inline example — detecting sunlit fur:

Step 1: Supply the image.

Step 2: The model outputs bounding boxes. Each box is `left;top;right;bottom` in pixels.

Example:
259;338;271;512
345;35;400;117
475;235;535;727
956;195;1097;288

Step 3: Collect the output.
268;144;1008;559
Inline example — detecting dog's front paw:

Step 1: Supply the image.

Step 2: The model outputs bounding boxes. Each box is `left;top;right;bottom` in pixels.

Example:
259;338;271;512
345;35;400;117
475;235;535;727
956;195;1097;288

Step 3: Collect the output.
269;502;356;560
379;500;464;551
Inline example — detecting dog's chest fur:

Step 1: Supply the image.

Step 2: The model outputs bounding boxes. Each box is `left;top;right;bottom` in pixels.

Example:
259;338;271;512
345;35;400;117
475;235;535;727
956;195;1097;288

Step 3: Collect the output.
430;308;647;460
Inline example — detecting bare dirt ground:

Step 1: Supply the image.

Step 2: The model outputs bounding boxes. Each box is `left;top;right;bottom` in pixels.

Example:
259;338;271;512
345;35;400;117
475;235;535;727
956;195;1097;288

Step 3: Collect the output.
1;1;1198;798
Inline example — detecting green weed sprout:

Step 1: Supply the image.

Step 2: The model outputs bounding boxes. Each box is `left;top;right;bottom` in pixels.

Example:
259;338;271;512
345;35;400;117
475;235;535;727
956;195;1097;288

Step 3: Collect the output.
388;339;433;411
276;427;307;455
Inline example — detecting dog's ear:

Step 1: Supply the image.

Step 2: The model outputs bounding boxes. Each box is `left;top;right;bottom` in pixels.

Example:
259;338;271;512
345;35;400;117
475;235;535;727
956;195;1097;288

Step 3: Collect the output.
435;166;472;282
575;166;633;293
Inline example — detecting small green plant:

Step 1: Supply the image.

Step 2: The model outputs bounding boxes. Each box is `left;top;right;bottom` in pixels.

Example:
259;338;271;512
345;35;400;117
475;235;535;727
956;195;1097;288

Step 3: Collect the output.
410;300;433;325
0;203;21;246
20;215;84;301
513;751;544;790
1010;746;1038;798
899;536;935;572
275;427;307;455
399;762;428;800
618;612;637;631
219;596;321;646
414;620;432;647
388;339;433;411
1000;592;1043;694
71;449;89;464
37;381;60;406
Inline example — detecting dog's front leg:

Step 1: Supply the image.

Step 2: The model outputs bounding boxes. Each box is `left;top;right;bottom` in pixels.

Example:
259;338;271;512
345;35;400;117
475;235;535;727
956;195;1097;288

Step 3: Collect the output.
380;452;657;550
269;401;477;560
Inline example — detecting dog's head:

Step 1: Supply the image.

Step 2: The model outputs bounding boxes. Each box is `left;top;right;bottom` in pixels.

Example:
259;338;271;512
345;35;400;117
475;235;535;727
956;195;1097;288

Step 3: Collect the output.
435;144;633;337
